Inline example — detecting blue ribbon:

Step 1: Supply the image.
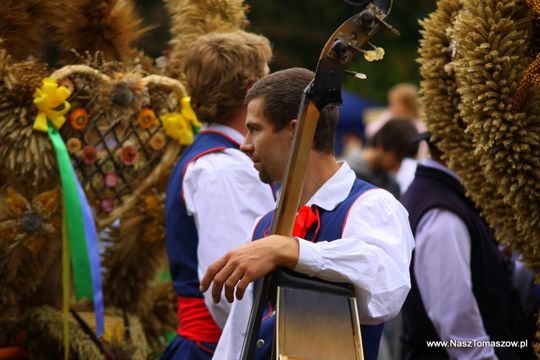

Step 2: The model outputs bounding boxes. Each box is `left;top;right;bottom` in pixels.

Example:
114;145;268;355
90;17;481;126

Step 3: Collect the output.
76;178;105;336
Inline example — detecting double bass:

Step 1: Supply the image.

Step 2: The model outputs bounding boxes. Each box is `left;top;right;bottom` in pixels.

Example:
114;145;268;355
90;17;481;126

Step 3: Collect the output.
242;1;397;359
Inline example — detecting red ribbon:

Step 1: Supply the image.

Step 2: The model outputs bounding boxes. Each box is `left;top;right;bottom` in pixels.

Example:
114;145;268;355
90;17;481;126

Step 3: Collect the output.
293;205;320;239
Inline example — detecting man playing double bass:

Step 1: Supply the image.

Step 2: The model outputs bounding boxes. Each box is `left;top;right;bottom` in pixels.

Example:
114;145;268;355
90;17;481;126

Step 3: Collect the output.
200;67;415;360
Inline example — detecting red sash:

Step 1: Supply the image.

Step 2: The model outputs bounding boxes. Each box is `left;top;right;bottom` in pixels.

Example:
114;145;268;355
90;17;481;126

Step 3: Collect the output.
177;296;221;343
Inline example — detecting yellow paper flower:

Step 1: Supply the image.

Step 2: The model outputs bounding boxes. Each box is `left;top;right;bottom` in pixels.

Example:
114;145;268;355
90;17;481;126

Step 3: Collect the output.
161;97;201;145
33;77;72;132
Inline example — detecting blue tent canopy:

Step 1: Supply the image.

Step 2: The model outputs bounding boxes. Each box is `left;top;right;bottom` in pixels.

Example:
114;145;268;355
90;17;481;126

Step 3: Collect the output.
335;90;378;155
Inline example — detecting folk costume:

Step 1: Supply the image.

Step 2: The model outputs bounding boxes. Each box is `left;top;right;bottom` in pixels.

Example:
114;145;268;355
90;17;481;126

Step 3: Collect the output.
213;162;414;360
163;124;274;359
400;160;533;360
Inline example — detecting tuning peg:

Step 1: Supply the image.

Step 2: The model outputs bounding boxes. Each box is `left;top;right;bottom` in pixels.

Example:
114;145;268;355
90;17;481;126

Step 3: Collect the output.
331;40;350;61
346;42;384;62
363;47;385;62
345;70;367;80
375;17;400;36
354;9;375;30
344;0;371;6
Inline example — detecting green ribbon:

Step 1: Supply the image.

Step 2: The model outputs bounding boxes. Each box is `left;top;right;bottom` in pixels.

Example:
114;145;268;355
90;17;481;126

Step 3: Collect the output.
48;125;93;300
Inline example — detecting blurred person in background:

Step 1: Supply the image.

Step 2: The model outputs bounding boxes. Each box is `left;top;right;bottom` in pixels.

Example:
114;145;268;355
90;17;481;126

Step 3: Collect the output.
343;118;419;198
350;118;419;360
342;139;401;198
371;118;419;195
400;134;534;360
365;83;428;160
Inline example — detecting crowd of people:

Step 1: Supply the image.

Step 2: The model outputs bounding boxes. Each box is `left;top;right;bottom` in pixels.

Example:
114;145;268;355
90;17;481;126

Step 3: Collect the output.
162;28;537;360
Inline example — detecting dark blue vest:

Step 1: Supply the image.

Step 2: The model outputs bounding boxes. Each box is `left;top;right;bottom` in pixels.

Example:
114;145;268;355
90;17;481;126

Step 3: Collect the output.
165;130;239;297
251;178;384;360
400;165;533;360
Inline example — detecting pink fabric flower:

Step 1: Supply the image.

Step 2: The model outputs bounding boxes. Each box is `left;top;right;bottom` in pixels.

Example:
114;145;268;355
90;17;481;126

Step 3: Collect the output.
100;198;115;213
103;173;119;188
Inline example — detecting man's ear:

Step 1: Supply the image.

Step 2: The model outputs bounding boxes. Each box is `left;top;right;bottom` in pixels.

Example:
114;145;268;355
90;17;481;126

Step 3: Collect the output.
290;119;297;132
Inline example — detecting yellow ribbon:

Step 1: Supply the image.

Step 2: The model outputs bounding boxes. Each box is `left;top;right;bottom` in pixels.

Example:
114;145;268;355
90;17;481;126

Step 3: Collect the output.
33;77;72;132
180;96;200;127
161;97;202;145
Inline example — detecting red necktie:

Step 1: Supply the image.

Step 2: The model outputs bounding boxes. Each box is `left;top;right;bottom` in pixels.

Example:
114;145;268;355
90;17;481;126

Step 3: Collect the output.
293;205;320;239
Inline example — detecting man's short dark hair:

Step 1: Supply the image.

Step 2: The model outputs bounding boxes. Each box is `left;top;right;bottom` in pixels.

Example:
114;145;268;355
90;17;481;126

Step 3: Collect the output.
245;67;338;154
372;118;419;160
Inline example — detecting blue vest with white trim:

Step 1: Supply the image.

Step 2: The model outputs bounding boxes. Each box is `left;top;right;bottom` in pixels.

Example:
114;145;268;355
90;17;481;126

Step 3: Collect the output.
165;131;239;297
251;177;384;360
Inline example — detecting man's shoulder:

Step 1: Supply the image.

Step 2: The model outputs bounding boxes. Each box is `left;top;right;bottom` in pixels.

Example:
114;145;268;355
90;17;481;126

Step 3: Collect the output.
183;149;267;196
343;185;401;215
187;148;253;174
349;181;389;200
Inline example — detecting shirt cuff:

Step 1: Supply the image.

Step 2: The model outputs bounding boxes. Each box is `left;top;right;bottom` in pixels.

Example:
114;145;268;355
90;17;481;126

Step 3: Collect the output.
293;237;323;277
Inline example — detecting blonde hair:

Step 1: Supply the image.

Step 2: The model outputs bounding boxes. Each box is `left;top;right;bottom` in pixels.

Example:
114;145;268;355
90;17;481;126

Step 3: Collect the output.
389;83;419;118
183;30;272;124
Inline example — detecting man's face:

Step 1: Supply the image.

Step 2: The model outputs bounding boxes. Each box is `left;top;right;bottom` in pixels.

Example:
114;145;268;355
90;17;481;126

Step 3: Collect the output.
374;144;400;173
389;92;412;118
241;98;293;184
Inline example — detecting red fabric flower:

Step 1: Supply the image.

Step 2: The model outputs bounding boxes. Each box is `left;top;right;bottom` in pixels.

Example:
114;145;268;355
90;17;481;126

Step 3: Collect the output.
82;145;98;164
120;144;139;166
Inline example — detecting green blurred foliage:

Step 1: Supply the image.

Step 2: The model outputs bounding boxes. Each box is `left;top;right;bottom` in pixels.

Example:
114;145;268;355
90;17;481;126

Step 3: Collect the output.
246;0;436;102
136;0;436;102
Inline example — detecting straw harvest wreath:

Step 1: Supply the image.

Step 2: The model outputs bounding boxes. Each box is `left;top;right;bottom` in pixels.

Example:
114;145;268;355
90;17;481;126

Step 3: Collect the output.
0;0;250;358
419;0;540;351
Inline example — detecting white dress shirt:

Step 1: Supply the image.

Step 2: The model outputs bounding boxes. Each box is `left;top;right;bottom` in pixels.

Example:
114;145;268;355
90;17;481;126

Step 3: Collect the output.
213;162;415;359
183;124;275;329
395;157;417;195
414;159;497;360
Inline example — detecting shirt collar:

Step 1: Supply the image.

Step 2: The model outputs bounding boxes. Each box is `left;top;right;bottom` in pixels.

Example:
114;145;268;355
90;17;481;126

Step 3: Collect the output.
202;123;245;145
305;161;356;211
420;158;461;182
